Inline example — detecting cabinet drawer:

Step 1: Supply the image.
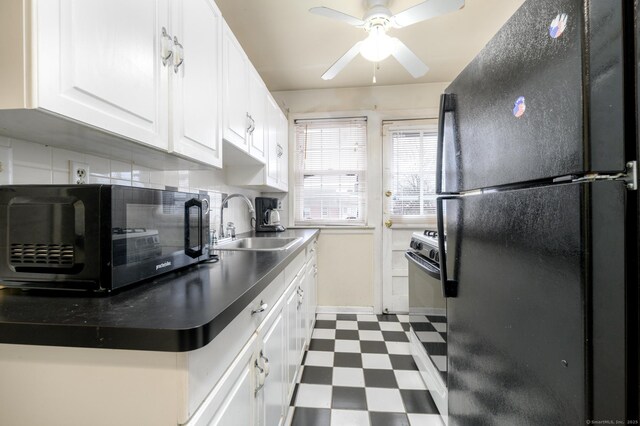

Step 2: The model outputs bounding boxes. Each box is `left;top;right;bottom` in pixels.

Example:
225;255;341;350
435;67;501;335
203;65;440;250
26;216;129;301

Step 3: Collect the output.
183;271;285;422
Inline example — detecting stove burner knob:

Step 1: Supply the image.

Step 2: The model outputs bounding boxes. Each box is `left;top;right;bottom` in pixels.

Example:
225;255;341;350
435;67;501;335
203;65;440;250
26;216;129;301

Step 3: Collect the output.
415;242;423;251
429;249;435;259
435;252;440;262
409;240;416;249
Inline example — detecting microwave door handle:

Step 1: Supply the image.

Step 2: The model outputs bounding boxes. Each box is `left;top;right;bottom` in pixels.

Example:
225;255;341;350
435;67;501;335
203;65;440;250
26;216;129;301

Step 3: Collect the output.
437;196;458;298
436;93;455;195
184;198;203;258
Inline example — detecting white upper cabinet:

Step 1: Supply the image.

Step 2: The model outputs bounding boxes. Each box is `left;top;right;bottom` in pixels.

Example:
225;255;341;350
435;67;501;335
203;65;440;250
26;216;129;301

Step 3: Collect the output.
37;0;170;150
169;0;223;167
266;96;289;191
248;67;267;164
1;0;223;168
222;22;250;151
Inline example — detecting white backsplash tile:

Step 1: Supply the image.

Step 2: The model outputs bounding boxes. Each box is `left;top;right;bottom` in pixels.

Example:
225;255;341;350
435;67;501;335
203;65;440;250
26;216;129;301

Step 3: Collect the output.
111;178;132;186
13;139;51;171
1;136;264;235
110;160;132;180
89;175;110;184
13;165;51;184
132;165;150;183
52;171;69;185
86;154;110;177
149;169;165;186
52;148;85;172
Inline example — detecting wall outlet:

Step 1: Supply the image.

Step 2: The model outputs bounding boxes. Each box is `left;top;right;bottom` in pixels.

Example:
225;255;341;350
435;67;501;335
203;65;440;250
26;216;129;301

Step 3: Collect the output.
70;161;90;185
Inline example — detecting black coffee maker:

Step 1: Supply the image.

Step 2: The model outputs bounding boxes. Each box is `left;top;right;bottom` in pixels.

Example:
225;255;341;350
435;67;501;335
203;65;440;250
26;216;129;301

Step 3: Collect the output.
255;197;286;232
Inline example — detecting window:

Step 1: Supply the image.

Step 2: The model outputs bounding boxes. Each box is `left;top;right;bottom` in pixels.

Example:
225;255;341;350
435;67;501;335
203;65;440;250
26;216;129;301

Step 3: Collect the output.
294;117;367;225
386;123;438;225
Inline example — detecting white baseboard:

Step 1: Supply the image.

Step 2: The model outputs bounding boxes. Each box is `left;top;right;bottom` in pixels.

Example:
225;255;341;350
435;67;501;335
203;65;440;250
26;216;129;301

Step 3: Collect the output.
316;306;376;314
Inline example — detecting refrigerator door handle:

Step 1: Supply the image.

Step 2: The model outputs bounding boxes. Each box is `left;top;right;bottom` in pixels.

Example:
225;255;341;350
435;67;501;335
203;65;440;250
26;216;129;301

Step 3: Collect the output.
436;93;455;195
437;196;458;297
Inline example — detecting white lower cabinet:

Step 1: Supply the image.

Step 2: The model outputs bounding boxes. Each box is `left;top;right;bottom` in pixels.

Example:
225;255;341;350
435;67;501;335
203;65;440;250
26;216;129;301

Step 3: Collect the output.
192;335;258;426
285;275;302;394
257;298;286;426
0;242;318;426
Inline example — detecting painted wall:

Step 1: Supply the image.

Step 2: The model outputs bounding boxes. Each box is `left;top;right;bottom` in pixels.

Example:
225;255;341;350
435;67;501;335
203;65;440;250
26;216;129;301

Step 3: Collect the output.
0;135;258;235
272;82;447;312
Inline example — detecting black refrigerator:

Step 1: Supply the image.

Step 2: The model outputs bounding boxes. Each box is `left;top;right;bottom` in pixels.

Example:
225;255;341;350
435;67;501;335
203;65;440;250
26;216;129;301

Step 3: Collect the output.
436;0;639;424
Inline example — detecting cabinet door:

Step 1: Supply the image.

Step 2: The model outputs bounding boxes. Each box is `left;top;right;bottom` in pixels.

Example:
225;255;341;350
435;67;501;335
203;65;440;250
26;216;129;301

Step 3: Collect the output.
248;69;267;164
170;0;222;167
37;0;169;150
222;23;249;150
285;280;299;391
298;271;309;354
277;113;289;190
191;336;257;426
266;96;280;187
259;310;285;426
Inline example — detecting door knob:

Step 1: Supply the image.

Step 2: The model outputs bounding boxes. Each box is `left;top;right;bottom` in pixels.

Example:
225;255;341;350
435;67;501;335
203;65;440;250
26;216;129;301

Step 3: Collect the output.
385;190;392;197
384;219;392;228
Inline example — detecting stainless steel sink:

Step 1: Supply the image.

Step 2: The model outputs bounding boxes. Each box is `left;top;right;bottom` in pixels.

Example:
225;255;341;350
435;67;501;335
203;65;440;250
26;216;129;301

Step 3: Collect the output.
213;237;302;252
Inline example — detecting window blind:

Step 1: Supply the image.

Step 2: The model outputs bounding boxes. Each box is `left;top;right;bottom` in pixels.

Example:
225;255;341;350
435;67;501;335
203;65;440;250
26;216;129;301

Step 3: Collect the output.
294;118;367;225
387;126;438;225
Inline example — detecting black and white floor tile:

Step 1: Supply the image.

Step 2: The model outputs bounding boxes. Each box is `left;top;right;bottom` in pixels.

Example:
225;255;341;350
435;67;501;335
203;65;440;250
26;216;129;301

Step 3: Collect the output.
286;313;443;426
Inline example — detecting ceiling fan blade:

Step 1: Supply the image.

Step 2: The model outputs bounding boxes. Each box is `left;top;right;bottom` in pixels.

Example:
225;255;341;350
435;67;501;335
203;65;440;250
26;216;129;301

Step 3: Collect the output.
309;7;365;27
321;41;364;80
389;38;429;78
391;0;464;28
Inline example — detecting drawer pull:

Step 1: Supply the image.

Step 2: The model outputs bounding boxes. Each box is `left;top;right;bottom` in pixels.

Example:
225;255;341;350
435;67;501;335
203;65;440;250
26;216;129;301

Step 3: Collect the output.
251;301;268;315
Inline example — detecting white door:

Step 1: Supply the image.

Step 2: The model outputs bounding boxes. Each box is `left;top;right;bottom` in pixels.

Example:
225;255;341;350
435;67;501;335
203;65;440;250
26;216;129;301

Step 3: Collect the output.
170;0;222;167
382;120;439;313
37;0;169;150
259;310;285;426
222;23;249;150
248;69;267;163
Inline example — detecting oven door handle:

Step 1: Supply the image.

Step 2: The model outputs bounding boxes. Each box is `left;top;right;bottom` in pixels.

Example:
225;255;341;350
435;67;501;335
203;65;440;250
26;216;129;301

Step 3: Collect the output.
184;198;203;259
405;251;441;280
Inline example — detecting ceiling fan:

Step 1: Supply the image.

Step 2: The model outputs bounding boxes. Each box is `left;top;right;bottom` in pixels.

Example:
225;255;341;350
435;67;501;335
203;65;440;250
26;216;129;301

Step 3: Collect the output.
310;0;465;80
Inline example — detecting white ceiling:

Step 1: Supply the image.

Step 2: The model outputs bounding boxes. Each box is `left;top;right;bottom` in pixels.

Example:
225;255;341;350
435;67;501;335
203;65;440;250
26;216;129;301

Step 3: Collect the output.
216;0;525;92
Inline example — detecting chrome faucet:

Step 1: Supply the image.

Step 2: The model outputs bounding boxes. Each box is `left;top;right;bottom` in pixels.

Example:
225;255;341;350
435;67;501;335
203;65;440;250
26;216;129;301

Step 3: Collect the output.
219;194;255;239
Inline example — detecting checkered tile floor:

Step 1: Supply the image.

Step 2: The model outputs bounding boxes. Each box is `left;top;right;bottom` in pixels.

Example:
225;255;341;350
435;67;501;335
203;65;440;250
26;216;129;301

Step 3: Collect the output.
286;313;443;426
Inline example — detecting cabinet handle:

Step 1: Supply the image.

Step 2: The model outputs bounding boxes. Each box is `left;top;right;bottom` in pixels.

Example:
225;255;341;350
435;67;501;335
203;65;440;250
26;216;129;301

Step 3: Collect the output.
276;144;283;158
260;350;270;377
251;301;268;315
254;360;266;395
246;113;256;134
173;36;184;73
161;27;173;66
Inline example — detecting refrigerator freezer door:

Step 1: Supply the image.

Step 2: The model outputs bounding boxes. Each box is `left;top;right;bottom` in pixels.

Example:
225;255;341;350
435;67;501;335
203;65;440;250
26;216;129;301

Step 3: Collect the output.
442;181;627;424
440;0;626;193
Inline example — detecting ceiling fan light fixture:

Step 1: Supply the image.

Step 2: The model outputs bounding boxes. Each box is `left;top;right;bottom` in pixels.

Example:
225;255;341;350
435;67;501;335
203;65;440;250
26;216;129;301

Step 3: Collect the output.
360;25;393;62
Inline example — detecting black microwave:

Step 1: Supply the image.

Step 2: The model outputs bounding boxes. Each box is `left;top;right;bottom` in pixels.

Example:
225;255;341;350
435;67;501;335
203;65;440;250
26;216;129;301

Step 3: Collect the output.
0;185;210;292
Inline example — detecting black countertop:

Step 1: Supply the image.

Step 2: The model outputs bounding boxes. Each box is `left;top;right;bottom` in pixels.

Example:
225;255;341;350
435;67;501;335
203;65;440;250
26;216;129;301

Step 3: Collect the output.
0;229;319;352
